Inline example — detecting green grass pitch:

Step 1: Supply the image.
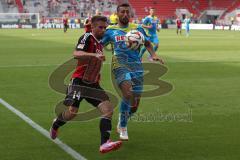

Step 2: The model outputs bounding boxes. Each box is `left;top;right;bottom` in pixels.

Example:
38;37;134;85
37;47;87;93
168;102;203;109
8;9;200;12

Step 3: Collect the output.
0;29;240;160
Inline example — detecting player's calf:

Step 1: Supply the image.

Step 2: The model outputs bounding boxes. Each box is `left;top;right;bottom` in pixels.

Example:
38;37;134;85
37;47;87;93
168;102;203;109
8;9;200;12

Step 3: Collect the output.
50;106;78;139
98;101;115;145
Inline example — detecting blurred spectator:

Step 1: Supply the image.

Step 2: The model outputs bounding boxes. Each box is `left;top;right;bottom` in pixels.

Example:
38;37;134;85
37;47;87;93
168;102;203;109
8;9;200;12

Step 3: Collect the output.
109;11;118;25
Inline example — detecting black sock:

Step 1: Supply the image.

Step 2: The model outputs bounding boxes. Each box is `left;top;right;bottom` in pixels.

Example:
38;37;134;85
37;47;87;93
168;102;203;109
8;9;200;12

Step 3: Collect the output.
100;118;112;145
52;113;66;130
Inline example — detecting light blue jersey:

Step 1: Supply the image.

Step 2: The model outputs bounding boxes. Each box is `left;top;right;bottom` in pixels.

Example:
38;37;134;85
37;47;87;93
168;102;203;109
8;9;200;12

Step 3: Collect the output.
101;23;149;63
101;23;149;88
102;23;150;129
142;15;159;44
142;15;159;36
140;15;159;57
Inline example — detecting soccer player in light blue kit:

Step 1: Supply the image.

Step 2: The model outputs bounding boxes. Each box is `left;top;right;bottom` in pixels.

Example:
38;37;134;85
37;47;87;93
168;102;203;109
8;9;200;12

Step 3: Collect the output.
102;3;164;140
184;16;191;37
140;8;160;60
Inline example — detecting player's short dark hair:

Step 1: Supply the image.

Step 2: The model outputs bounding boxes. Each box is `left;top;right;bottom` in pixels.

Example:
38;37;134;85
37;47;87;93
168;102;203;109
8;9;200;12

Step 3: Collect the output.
150;7;155;10
117;3;131;12
91;15;107;24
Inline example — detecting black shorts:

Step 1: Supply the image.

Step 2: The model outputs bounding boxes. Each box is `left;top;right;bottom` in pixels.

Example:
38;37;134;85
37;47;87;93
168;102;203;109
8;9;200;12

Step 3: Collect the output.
64;24;68;28
63;78;109;108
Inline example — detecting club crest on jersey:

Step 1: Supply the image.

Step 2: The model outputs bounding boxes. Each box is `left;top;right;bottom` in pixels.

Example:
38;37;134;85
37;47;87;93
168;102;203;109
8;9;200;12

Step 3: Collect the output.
77;44;84;49
115;36;126;42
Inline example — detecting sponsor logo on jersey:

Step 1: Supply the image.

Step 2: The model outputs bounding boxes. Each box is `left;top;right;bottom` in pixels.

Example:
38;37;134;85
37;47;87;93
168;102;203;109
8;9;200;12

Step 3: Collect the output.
77;44;84;49
115;36;126;42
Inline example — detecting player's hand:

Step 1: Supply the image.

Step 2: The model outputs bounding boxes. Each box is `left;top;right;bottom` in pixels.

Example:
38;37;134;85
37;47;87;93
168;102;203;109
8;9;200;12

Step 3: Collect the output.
96;50;105;61
96;54;105;61
152;54;164;64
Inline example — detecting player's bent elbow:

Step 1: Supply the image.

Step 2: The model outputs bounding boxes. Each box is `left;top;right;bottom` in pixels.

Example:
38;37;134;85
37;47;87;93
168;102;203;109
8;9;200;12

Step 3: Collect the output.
73;50;81;57
73;51;88;59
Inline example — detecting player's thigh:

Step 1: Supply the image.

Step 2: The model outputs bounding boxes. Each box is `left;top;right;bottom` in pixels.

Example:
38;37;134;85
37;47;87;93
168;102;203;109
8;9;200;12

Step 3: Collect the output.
119;80;134;99
113;67;144;99
84;84;110;107
113;67;132;86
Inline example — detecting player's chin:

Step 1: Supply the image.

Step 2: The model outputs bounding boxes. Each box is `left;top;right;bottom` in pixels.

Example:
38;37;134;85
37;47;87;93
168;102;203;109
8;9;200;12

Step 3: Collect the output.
99;33;105;39
121;18;129;25
97;33;104;39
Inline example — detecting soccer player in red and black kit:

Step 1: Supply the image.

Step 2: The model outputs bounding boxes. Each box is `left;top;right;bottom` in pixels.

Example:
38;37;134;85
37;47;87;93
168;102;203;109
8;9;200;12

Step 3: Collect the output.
63;16;68;33
176;16;182;35
50;16;122;153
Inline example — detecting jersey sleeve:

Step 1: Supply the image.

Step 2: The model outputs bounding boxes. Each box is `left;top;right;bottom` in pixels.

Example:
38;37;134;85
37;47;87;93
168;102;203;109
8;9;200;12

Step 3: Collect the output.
137;25;150;42
142;17;149;25
75;33;91;51
101;29;111;46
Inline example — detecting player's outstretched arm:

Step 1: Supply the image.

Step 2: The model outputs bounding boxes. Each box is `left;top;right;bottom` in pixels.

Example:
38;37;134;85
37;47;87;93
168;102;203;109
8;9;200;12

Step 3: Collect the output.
73;50;105;61
142;24;153;29
144;40;164;64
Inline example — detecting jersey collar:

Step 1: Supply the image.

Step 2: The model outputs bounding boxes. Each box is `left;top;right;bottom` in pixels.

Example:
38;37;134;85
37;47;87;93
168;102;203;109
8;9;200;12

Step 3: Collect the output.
90;32;100;43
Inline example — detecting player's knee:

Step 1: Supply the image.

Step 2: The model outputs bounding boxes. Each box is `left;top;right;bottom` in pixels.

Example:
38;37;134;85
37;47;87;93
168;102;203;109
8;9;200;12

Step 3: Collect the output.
123;90;133;101
122;86;134;100
69;106;78;114
98;101;114;119
65;106;78;120
120;81;133;100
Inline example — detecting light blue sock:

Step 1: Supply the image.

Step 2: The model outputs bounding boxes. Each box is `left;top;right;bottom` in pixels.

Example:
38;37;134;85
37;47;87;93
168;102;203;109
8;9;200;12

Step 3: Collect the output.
119;99;131;128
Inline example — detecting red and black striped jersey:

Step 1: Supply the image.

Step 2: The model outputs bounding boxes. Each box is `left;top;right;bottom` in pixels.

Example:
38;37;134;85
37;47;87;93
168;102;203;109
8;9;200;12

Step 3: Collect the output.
63;18;68;25
176;19;182;27
72;33;103;83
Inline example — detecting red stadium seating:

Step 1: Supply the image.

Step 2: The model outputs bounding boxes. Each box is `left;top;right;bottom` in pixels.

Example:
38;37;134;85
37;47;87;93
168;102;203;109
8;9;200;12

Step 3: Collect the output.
225;0;240;13
129;0;186;18
129;0;238;19
15;0;24;13
220;0;240;19
197;0;209;11
128;0;210;18
210;0;235;9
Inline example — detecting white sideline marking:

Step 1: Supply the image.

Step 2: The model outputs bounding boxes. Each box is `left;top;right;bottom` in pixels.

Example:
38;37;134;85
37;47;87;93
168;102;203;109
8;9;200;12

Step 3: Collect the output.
0;98;87;160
